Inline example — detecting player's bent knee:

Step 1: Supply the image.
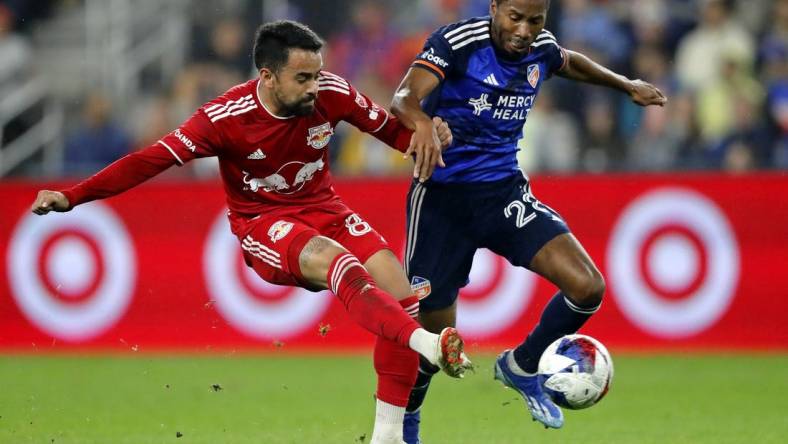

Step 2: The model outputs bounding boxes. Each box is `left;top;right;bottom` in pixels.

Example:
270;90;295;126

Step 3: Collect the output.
567;269;605;307
364;249;411;301
297;235;348;285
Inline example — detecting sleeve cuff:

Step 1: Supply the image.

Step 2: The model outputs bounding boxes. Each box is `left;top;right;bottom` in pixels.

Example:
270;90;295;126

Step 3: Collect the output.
59;188;79;209
411;61;446;81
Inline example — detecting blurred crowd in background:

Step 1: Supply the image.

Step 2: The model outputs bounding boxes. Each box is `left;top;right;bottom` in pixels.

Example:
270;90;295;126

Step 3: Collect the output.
1;0;787;178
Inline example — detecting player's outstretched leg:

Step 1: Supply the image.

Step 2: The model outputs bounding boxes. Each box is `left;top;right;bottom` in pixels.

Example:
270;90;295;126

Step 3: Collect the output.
326;250;471;377
498;233;604;428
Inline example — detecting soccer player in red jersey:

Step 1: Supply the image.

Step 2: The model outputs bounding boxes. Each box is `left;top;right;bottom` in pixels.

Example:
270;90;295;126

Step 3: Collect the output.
30;20;471;444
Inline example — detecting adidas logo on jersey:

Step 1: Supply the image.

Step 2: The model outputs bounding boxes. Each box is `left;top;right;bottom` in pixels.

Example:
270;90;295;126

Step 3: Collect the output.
247;149;266;160
483;73;500;86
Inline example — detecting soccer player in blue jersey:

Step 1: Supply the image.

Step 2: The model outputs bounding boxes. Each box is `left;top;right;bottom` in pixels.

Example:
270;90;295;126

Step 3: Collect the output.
390;0;666;440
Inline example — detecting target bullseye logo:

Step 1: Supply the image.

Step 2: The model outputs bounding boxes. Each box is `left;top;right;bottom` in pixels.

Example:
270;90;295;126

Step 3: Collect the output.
608;188;740;338
38;230;104;304
203;211;332;339
457;248;537;338
7;203;136;341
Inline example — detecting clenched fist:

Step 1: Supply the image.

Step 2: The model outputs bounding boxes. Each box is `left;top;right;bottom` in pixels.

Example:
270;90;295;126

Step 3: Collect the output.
31;190;70;215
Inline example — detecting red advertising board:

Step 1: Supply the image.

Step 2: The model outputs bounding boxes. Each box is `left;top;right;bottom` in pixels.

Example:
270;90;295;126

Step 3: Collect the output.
1;174;787;351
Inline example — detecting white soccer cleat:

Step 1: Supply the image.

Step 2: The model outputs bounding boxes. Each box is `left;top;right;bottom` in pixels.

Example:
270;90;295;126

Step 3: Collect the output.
436;327;473;378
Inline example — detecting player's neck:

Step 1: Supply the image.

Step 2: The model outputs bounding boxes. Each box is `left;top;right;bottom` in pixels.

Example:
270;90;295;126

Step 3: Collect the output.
257;80;290;119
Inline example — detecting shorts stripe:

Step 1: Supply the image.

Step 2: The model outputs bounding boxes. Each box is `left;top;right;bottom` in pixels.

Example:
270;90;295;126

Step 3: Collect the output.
241;243;282;269
243;236;281;257
242;242;281;265
405;183;426;275
242;236;282;262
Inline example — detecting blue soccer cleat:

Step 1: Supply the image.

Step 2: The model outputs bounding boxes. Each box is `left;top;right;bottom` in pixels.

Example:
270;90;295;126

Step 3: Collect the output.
403;410;422;444
494;349;564;429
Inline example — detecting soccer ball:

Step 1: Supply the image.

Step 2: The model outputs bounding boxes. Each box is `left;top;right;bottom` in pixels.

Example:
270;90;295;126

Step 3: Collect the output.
537;334;613;410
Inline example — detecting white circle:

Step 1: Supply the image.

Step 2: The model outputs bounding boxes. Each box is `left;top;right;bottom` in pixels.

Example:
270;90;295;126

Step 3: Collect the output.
466;251;496;290
607;188;739;338
457;249;537;339
46;236;97;296
7;203;136;341
203;211;332;339
647;234;699;292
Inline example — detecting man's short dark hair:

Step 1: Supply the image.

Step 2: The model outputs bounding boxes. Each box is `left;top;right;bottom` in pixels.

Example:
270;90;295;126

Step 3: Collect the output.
252;20;323;72
495;0;551;6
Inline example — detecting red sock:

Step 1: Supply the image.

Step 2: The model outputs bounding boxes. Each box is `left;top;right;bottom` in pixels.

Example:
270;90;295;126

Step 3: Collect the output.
374;335;419;406
327;252;420;347
375;297;420;406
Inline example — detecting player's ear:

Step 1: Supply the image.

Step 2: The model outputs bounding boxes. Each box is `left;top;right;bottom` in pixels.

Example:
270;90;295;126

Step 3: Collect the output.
259;68;275;88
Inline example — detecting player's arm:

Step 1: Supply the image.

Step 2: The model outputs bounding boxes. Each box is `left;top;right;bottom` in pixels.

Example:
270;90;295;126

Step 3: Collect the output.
390;67;445;182
328;72;451;180
31;146;176;214
558;49;666;106
32;108;220;215
372;113;452;156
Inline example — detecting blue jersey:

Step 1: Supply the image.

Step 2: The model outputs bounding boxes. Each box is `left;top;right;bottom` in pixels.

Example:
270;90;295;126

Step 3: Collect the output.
412;17;567;183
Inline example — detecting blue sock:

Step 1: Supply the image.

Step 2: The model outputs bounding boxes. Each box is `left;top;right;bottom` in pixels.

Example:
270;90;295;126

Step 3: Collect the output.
513;292;601;373
406;357;440;413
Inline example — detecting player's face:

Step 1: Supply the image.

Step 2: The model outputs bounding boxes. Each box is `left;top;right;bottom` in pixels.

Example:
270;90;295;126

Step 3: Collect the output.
490;0;548;56
266;49;322;117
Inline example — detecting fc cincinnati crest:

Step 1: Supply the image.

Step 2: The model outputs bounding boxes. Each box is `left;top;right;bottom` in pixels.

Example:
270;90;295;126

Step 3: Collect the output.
307;122;333;149
267;220;294;243
527;64;540;88
410;276;432;300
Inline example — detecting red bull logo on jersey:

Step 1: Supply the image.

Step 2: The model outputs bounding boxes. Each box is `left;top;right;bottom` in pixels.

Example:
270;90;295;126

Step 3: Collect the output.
267;220;294;243
242;171;289;193
241;158;325;195
307;123;334;149
527;64;540;88
410;276;432;300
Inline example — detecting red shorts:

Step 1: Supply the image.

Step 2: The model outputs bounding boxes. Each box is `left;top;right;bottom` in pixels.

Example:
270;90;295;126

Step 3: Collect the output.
227;199;391;289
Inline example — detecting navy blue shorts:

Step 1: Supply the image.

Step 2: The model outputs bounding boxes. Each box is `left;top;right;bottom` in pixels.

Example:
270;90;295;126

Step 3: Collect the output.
404;174;569;312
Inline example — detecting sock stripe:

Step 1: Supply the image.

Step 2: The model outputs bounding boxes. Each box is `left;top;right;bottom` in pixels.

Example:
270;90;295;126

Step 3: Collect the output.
330;253;362;293
334;259;363;291
563;296;601;314
329;254;353;292
328;254;349;293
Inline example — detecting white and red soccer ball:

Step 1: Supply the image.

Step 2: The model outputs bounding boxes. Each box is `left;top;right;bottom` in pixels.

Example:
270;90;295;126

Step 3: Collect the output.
538;334;614;410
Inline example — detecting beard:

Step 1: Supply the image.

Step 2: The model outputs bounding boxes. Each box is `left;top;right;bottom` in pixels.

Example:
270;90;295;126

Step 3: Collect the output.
277;93;316;117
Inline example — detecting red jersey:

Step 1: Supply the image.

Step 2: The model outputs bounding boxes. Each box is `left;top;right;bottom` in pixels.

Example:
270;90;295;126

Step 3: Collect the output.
157;72;411;216
61;72;412;216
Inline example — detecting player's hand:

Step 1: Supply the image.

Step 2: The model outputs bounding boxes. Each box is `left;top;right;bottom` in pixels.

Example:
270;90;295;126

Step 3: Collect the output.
404;118;446;183
628;79;667;107
31;190;70;215
433;116;453;149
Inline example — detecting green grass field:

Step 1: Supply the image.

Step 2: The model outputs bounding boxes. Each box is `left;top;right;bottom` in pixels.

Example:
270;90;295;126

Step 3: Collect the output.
1;353;786;443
